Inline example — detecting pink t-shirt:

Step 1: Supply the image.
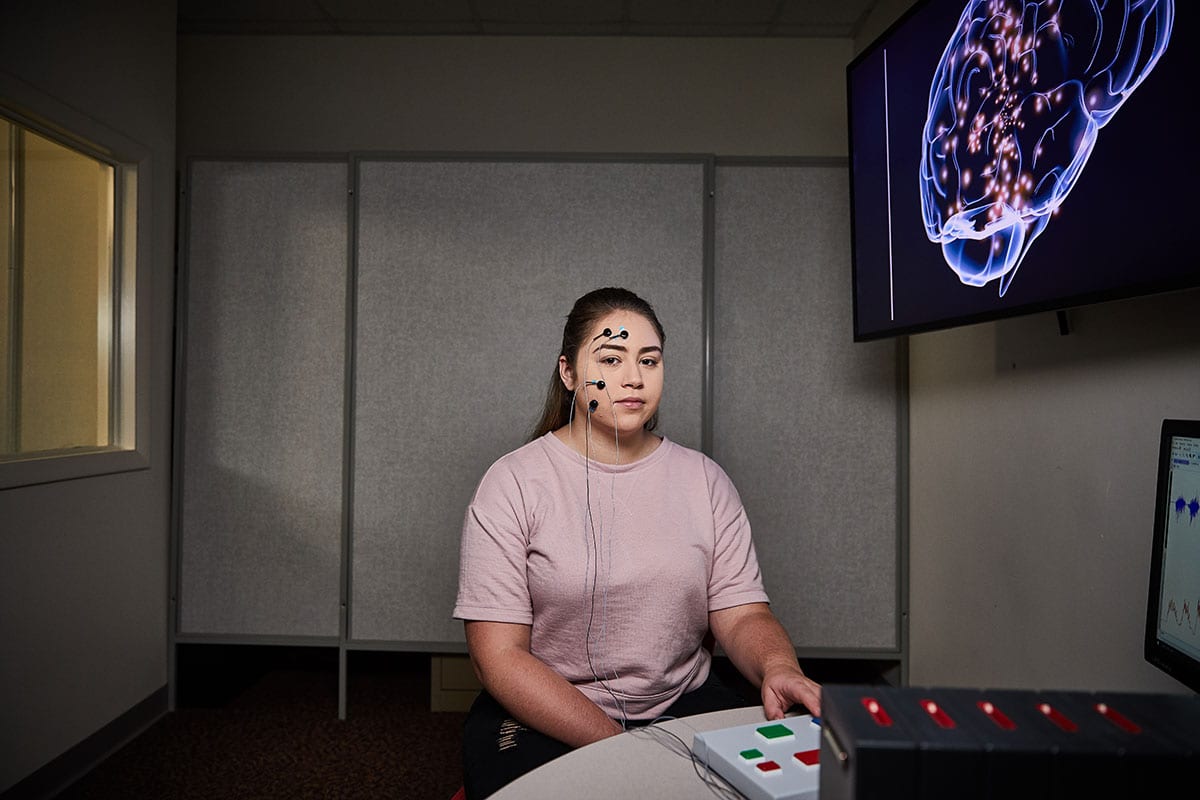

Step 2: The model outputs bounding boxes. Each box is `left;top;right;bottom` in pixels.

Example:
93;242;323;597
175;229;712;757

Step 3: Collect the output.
453;432;769;720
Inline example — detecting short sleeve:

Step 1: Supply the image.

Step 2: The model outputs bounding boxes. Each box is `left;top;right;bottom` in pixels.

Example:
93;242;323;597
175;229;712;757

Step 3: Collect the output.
452;462;535;624
705;458;770;611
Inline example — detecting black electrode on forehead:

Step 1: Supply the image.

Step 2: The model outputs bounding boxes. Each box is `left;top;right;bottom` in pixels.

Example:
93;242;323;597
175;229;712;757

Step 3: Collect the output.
592;326;629;343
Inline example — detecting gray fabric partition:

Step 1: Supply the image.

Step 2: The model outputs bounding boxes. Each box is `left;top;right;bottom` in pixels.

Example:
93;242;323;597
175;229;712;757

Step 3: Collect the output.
178;160;348;637
712;162;899;651
349;158;707;643
174;156;902;659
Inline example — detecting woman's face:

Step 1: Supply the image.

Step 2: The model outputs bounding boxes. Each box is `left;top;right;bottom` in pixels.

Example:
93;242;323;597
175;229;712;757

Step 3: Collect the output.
560;311;664;437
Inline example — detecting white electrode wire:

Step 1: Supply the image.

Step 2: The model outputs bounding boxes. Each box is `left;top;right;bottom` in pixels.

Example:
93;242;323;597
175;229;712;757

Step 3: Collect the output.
596;368;621;694
568;386;575;438
593;333;630;719
568;387;594;604
580;339;627;728
590;394;626;720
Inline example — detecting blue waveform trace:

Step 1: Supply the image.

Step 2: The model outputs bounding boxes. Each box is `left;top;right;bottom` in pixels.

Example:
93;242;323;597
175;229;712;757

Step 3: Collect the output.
1173;495;1200;524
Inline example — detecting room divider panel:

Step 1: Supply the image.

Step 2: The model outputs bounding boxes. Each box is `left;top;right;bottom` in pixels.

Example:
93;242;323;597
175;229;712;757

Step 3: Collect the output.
176;160;348;638
173;155;904;712
712;161;904;657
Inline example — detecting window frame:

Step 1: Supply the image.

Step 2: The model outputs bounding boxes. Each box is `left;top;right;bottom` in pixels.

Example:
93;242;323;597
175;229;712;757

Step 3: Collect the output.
0;75;150;489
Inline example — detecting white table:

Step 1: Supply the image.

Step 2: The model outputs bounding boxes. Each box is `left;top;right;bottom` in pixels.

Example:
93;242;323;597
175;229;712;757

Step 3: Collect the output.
489;705;789;799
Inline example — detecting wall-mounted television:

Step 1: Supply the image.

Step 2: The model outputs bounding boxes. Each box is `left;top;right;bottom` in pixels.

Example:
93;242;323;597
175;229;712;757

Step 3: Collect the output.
847;0;1193;341
1145;418;1200;695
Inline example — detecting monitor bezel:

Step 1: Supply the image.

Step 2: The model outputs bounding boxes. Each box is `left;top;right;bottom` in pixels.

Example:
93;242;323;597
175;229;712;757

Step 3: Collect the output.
1144;417;1200;694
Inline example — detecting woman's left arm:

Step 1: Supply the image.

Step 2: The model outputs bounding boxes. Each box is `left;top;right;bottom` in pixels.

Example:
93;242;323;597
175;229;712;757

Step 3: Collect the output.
709;602;822;719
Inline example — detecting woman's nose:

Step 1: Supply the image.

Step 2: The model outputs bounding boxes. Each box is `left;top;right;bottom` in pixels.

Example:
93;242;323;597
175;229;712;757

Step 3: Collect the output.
622;362;644;387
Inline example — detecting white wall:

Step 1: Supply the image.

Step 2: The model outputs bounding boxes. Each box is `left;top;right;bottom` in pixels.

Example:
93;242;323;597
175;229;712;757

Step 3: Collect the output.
854;0;921;53
909;295;1200;692
0;1;176;792
178;35;852;157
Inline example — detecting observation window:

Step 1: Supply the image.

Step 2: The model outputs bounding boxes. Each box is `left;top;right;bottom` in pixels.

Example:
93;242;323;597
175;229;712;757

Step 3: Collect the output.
0;107;142;486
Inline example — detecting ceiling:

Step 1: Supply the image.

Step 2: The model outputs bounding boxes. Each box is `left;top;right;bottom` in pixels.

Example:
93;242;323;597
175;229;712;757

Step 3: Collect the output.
177;0;886;38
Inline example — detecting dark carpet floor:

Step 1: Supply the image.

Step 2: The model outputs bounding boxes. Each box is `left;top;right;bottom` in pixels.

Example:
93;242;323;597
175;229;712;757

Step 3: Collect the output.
55;648;468;800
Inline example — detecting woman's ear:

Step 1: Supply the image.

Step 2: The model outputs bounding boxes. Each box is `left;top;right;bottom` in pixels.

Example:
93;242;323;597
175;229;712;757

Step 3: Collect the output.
558;355;575;391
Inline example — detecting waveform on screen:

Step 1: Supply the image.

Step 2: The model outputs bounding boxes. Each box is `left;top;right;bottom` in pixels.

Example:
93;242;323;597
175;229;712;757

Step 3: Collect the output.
1164;598;1200;636
1174;495;1200;524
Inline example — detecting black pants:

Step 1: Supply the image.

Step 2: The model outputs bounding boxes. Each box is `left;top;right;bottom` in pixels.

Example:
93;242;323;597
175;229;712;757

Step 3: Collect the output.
461;671;750;800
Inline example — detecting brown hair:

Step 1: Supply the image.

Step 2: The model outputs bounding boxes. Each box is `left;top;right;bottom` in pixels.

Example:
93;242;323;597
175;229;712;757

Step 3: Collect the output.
528;287;666;441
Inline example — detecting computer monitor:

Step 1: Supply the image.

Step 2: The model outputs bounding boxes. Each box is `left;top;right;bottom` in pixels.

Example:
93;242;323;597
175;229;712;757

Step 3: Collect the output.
1145;418;1200;693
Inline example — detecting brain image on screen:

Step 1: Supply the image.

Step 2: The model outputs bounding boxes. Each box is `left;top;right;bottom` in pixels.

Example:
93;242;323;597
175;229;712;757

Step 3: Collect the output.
919;0;1174;296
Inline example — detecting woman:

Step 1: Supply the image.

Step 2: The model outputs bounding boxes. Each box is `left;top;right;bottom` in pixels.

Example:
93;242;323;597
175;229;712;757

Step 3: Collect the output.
453;287;821;799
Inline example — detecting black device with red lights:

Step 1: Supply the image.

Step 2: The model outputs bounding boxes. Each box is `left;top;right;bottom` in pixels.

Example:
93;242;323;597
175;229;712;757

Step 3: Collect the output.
819;684;1200;799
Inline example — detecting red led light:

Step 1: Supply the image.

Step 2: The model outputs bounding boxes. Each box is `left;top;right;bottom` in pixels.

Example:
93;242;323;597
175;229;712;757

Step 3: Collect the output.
1095;702;1142;734
861;696;893;727
920;699;956;729
1038;702;1078;732
977;700;1016;731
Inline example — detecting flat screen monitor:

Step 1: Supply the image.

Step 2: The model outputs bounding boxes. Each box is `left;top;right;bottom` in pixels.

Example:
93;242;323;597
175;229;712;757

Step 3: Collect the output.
1145;418;1200;694
847;0;1194;341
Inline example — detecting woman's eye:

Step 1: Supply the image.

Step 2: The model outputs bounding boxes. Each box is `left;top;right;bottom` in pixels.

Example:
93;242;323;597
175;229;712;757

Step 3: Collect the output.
641;358;659;367
601;356;620;366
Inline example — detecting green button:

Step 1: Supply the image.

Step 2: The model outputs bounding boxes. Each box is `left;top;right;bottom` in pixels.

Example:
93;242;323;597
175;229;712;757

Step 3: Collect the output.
755;723;794;741
739;748;764;761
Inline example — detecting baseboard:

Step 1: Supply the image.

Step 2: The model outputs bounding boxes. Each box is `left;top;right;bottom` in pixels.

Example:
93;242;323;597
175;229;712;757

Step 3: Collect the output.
0;684;168;800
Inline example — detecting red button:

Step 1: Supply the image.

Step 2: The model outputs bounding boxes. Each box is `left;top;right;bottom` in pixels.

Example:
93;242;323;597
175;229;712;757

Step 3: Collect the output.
793;749;820;767
756;760;782;773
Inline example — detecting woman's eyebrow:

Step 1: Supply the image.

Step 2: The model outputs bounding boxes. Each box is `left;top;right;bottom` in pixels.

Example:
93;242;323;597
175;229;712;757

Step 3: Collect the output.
597;343;663;355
